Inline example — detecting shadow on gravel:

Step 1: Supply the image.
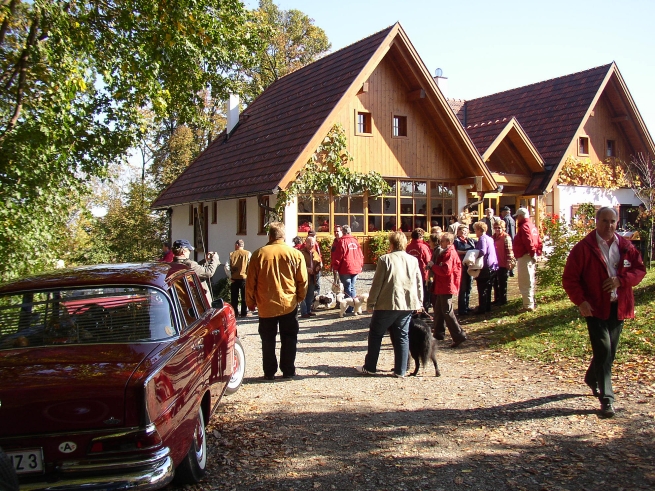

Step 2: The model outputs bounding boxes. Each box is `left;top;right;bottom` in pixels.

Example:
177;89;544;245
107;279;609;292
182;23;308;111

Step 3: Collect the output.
200;398;655;491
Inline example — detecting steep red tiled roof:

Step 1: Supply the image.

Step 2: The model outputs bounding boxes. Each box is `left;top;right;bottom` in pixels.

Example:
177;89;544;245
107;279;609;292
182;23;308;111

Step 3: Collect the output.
463;64;611;168
464;117;511;155
153;26;395;208
454;64;612;195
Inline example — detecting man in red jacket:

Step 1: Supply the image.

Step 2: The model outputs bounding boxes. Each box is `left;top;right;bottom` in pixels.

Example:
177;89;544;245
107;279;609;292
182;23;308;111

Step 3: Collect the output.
406;228;432;314
512;207;541;312
563;207;646;418
331;224;364;312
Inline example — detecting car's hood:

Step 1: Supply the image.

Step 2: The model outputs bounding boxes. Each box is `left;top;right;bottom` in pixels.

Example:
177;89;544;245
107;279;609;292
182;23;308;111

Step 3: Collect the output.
0;344;160;437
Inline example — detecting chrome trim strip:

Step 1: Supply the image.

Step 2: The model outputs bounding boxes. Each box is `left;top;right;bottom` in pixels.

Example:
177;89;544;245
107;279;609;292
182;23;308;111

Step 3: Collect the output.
59;447;170;472
20;455;174;491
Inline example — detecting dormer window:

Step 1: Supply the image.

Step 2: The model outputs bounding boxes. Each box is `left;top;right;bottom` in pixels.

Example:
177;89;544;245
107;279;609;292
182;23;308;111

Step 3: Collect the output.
578;136;589;156
393;115;407;137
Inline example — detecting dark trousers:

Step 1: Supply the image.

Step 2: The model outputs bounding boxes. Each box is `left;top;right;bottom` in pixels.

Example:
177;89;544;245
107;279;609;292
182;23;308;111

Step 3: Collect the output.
230;279;247;316
475;268;496;312
433;294;467;342
258;307;299;377
493;267;509;304
422;278;431;312
458;266;473;313
585;303;623;403
364;310;411;376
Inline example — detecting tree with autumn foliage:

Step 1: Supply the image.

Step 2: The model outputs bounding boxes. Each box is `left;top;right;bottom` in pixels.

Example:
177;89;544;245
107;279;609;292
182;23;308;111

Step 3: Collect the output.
240;0;331;100
623;153;655;267
0;0;263;281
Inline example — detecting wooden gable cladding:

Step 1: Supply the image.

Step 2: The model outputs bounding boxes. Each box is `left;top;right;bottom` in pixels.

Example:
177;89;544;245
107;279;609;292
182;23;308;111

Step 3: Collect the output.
333;56;460;180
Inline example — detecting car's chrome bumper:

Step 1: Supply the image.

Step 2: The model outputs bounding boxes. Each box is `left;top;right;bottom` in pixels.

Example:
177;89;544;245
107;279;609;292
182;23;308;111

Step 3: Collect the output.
19;453;174;491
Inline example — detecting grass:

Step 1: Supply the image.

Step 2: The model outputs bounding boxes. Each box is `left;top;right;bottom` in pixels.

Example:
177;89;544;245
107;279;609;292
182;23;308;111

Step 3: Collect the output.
470;270;655;378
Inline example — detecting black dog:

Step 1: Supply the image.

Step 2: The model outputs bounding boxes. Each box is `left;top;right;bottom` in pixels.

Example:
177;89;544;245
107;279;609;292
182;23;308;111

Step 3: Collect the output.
389;316;440;377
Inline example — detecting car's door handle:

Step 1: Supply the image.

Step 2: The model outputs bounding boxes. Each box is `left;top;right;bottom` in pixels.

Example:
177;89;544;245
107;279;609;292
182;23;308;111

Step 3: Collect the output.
211;330;220;335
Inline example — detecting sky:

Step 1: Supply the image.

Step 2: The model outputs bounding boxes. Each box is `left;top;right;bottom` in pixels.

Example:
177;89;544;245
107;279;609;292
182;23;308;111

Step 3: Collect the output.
245;0;655;133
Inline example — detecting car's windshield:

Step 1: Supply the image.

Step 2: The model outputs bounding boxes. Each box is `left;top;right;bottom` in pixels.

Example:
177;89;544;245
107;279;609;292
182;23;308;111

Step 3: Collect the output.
0;286;176;350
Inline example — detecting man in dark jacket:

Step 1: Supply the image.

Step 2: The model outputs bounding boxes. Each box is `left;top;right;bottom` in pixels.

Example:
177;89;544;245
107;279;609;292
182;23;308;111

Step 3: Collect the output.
563;207;646;418
501;206;516;239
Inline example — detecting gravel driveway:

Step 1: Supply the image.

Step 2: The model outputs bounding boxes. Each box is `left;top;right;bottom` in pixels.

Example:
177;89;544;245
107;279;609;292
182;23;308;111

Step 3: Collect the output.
168;272;655;491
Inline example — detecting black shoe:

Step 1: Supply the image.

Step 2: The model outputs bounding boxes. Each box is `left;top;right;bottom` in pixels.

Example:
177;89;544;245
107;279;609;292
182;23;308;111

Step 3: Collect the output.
433;335;445;341
282;372;296;379
600;401;615;418
264;374;275;381
450;338;466;348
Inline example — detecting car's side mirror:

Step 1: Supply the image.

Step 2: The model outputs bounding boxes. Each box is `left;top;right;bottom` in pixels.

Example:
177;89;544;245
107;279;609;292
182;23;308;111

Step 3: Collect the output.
211;298;224;310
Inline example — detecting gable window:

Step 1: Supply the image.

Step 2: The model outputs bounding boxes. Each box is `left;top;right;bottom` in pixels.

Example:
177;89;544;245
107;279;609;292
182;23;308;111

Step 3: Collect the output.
237;199;247;235
211;201;217;224
392;115;407;137
578;136;589;156
606;139;616;157
356;111;372;135
258;195;269;235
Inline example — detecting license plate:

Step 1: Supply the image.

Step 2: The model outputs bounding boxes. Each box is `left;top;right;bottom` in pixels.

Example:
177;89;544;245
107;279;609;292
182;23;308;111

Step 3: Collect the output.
8;448;44;474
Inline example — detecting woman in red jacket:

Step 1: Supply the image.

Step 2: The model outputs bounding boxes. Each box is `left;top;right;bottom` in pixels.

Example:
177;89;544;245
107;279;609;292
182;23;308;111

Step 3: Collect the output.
429;233;467;348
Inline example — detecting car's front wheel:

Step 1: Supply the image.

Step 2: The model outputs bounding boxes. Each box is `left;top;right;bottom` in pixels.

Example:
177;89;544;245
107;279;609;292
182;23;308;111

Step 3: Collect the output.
225;337;245;395
174;407;207;484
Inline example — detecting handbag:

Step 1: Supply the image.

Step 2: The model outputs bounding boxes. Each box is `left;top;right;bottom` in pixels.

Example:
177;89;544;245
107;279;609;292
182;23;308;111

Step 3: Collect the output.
462;249;480;267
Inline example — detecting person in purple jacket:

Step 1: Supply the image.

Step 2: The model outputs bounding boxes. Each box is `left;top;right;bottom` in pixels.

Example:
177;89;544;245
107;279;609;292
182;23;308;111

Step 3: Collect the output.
472;221;499;314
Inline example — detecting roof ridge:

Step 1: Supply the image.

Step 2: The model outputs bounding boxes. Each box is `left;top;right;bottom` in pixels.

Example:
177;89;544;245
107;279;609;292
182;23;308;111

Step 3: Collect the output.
467;63;613;102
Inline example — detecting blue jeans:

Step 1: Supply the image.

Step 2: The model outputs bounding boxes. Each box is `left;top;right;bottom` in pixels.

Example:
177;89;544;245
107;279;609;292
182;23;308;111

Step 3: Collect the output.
364;310;411;376
300;278;316;315
339;273;358;299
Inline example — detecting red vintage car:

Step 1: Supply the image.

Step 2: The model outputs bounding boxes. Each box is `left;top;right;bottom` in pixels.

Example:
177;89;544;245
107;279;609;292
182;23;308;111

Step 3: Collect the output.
0;262;245;490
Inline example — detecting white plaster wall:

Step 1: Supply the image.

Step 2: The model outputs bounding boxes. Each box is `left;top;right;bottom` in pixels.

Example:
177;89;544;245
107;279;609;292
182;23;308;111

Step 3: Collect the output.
557;186;642;222
169;195;289;280
457;184;471;216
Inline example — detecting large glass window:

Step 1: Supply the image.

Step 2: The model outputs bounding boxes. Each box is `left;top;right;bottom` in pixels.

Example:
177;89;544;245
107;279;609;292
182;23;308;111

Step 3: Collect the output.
334;192;364;232
296;179;456;235
429;181;455;229
367;180;397;232
297;194;330;232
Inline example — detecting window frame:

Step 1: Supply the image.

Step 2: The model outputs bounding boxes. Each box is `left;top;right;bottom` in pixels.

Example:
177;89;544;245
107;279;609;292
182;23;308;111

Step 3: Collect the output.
258;195;269;235
606;139;616;158
237;199;247;235
578;136;590;156
355;110;372;136
392;114;408;138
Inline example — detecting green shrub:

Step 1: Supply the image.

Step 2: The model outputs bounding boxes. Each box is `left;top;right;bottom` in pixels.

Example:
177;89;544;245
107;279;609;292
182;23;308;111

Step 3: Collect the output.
537;206;595;289
367;232;389;263
212;277;231;302
318;236;333;272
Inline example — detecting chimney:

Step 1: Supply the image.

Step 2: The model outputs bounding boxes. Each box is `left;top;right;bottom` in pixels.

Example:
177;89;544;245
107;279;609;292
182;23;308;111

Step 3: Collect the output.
226;94;239;134
433;68;448;98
